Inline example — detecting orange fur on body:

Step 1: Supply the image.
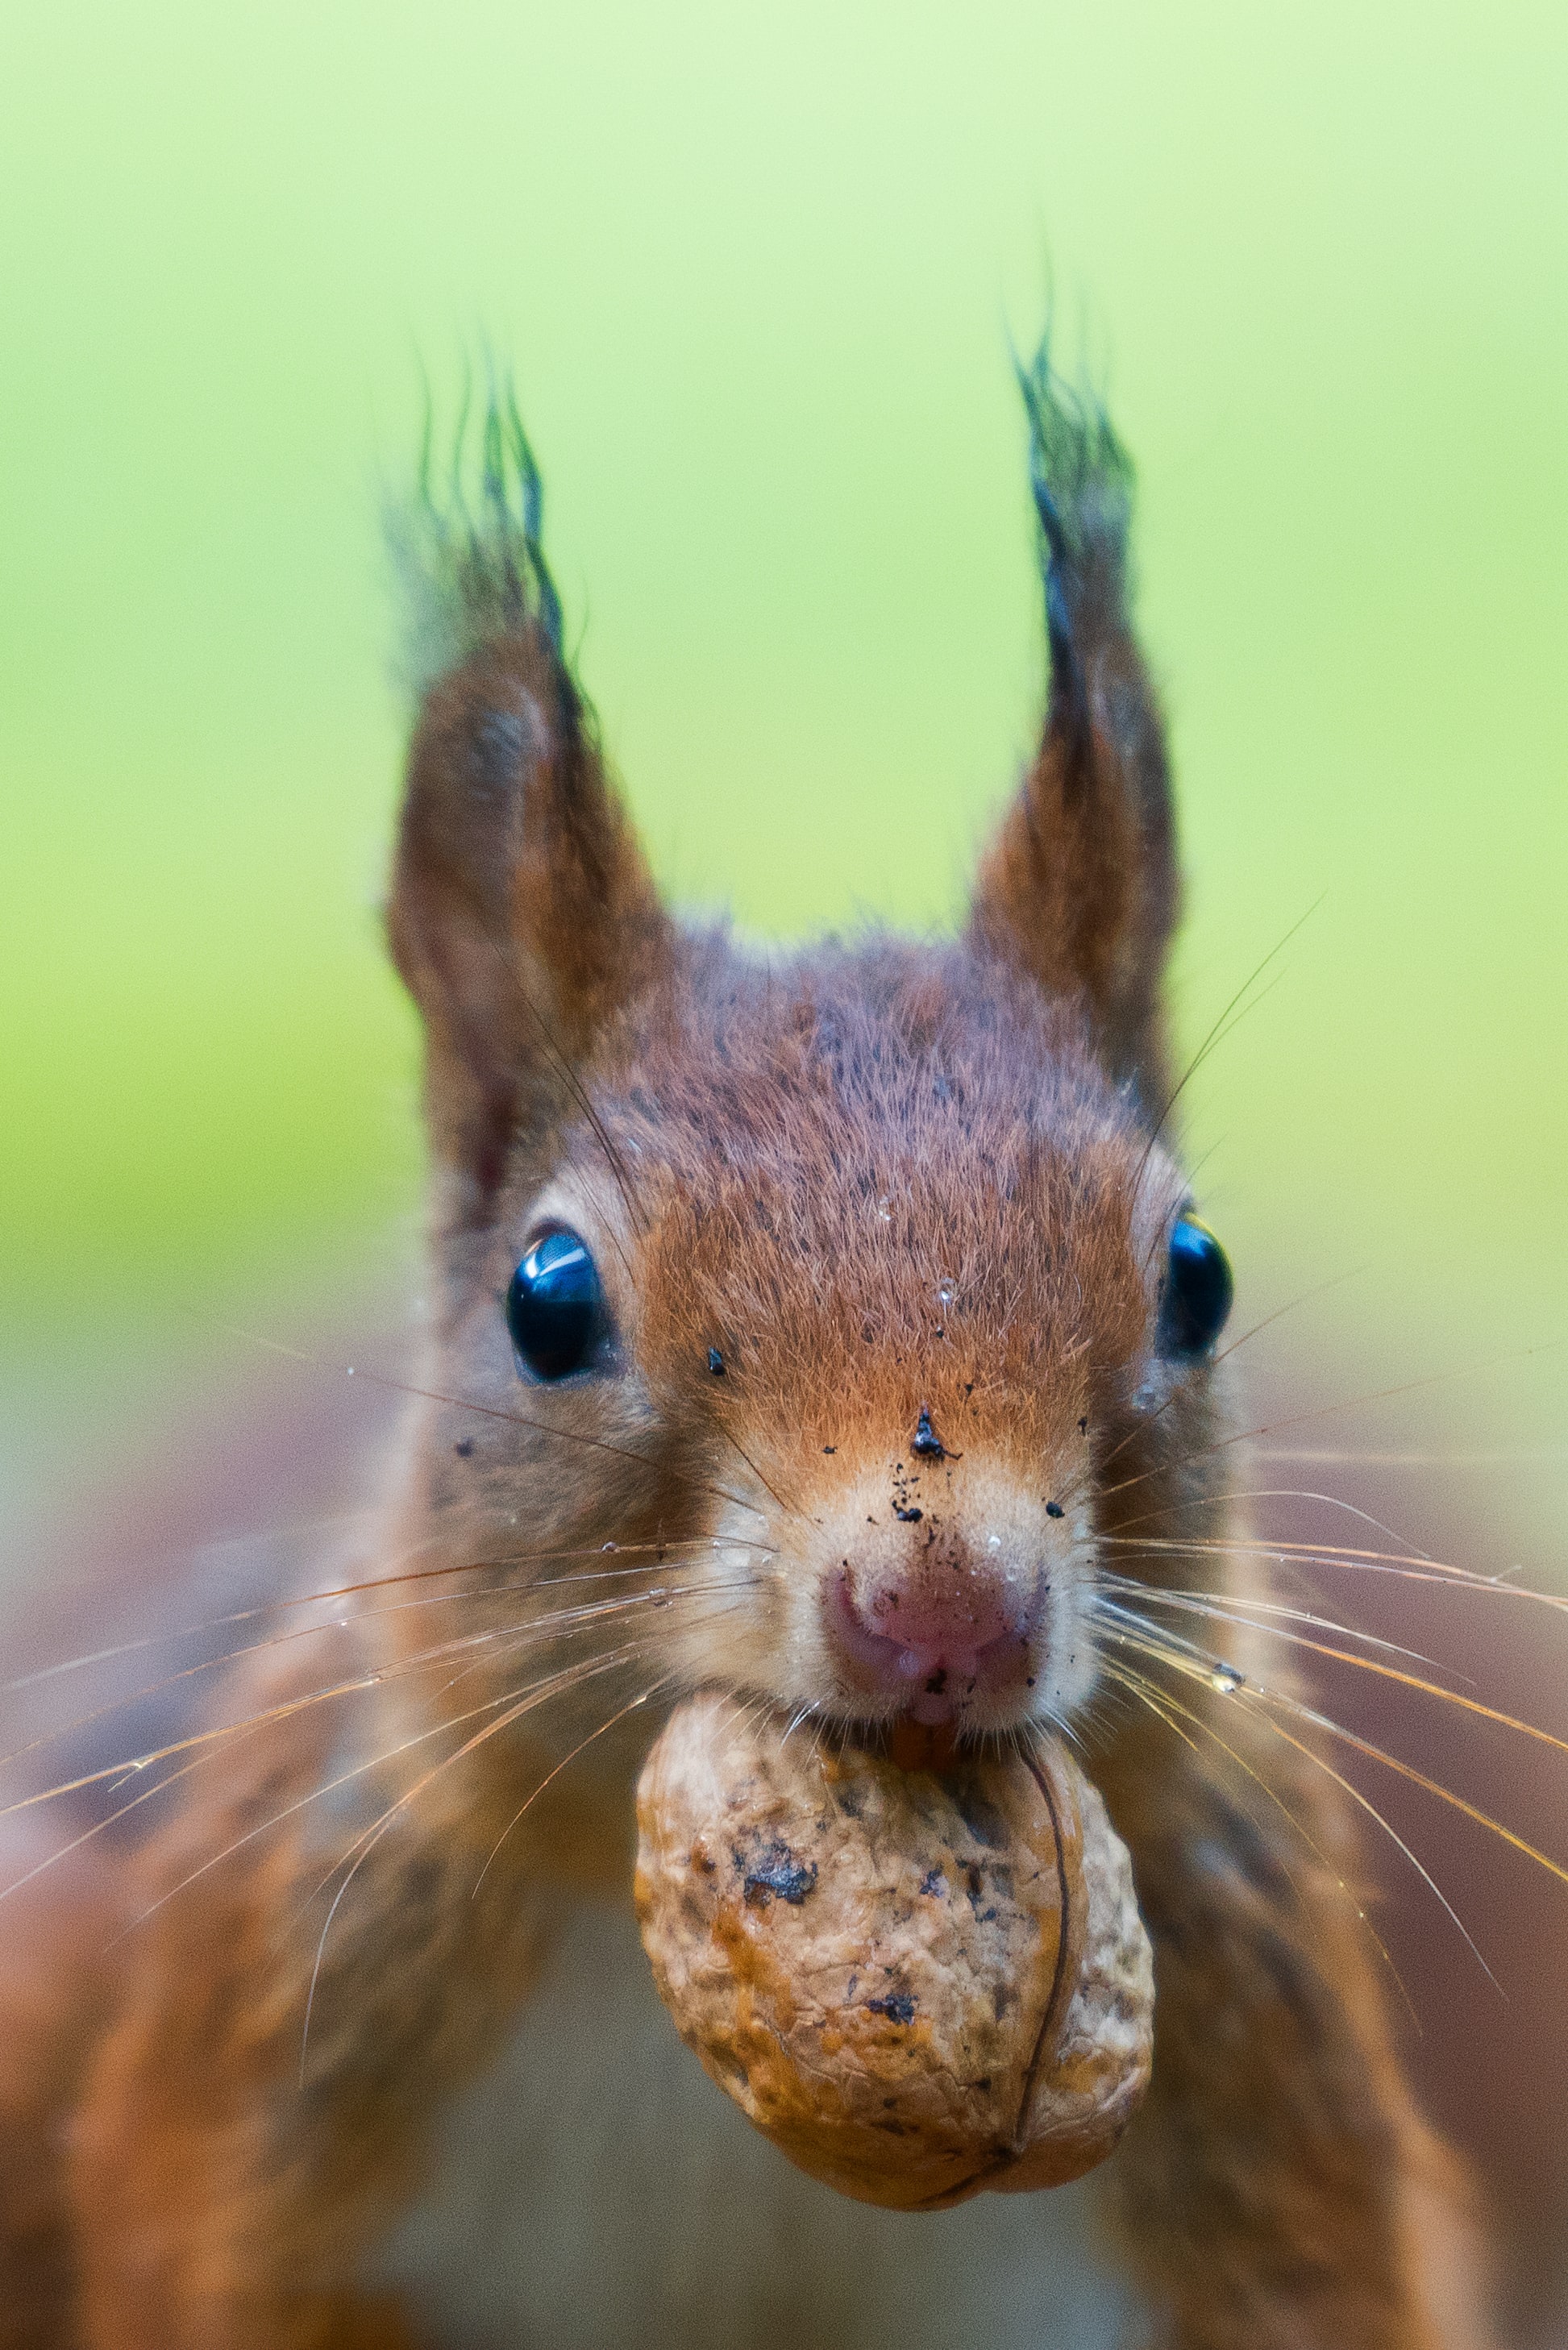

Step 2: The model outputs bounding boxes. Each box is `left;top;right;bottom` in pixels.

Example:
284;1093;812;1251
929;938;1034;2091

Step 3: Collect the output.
2;356;1496;2348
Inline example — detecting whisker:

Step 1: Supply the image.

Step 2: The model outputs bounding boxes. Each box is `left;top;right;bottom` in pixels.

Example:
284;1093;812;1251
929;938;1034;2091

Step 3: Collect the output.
1098;1578;1568;1761
169;1638;660;1965
1211;1267;1364;1374
1095;1342;1566;1511
0;1510;397;1691
0;1521;458;1696
1097;1567;1454;1670
1091;1596;1247;1690
532;1541;778;1591
1257;1446;1568;1470
1132;900;1323;1212
299;1577;756;1961
478;919;650;1249
1096;1657;1417;2023
1100;1529;1568;1608
296;1643;644;2074
1091;1613;1501;1986
1;1674;400;1825
0;1622;372;1782
1258;1687;1568;1900
12;1570;760;1923
1100;1598;1568;1963
0;1734;266;1907
1093;1652;1403;1974
1;1539;777;1776
1255;1709;1501;1993
1259;1437;1568;1457
204;1322;768;1524
7;1593;636;1907
1110;1485;1427;1560
1091;1262;1362;1487
472;1670;688;1894
342;1362;769;1522
701;1416;805;1526
0;1554;522;1779
2;1533;769;1699
2;1578;757;1827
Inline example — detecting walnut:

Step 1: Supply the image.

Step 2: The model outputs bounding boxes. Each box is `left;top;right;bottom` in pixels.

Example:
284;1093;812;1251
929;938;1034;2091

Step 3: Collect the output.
634;1691;1154;2211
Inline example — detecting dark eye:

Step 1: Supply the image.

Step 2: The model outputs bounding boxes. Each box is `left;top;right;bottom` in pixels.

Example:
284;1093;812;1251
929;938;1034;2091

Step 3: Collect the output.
505;1228;610;1382
1158;1213;1233;1359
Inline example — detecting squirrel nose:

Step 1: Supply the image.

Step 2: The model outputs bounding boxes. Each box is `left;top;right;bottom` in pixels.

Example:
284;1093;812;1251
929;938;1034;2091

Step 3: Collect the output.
828;1536;1035;1725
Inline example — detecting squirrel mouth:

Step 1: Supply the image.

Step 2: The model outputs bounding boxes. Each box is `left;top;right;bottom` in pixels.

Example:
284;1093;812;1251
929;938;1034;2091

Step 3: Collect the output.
826;1572;1036;1730
884;1713;965;1774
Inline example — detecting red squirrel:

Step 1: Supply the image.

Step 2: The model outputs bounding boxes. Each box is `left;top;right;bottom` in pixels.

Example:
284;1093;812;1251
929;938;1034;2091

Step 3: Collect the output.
0;346;1498;2348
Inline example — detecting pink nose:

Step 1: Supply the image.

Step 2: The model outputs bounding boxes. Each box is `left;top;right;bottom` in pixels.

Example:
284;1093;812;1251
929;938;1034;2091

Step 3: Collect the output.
829;1565;1033;1725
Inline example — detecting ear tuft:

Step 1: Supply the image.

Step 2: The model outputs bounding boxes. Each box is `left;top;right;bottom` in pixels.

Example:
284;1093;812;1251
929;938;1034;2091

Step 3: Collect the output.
385;385;670;1220
385;373;569;704
1019;351;1134;767
969;341;1179;1114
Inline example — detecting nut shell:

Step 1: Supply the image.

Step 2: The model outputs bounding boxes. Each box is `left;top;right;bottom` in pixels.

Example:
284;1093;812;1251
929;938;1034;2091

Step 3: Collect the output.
634;1691;1153;2211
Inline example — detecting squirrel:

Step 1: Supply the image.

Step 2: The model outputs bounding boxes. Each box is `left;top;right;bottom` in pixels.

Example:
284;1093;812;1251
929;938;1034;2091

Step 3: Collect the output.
0;344;1499;2350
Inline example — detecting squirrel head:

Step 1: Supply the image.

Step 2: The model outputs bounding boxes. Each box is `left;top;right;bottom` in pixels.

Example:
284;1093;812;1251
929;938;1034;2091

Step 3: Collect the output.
385;364;1233;1748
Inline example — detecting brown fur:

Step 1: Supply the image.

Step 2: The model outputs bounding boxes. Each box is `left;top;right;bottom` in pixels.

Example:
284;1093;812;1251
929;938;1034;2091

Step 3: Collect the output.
1;368;1494;2348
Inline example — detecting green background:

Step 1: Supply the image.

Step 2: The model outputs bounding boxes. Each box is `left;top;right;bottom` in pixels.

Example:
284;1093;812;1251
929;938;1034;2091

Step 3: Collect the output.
3;1;1565;1519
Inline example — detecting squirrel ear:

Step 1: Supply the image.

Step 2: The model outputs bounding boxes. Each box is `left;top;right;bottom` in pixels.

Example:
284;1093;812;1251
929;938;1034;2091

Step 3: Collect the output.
386;401;670;1215
967;351;1179;1116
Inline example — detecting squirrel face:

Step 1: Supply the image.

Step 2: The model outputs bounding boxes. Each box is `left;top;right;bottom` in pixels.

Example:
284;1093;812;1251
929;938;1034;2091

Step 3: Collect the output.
387;368;1233;1755
400;927;1229;1752
469;947;1203;1741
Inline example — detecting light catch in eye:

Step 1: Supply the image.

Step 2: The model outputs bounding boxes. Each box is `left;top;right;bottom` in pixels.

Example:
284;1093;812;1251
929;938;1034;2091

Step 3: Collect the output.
1158;1213;1233;1359
505;1227;609;1382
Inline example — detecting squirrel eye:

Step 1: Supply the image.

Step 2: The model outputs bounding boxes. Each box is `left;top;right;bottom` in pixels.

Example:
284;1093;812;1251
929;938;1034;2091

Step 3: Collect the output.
1158;1213;1233;1359
505;1228;610;1382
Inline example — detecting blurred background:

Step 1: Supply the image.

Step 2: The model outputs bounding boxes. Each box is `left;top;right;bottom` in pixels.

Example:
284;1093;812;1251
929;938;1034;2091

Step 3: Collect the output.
2;0;1566;2337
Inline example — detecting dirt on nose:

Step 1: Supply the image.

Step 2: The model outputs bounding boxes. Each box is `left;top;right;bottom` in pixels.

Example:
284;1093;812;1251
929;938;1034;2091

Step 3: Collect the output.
808;1456;1076;1720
